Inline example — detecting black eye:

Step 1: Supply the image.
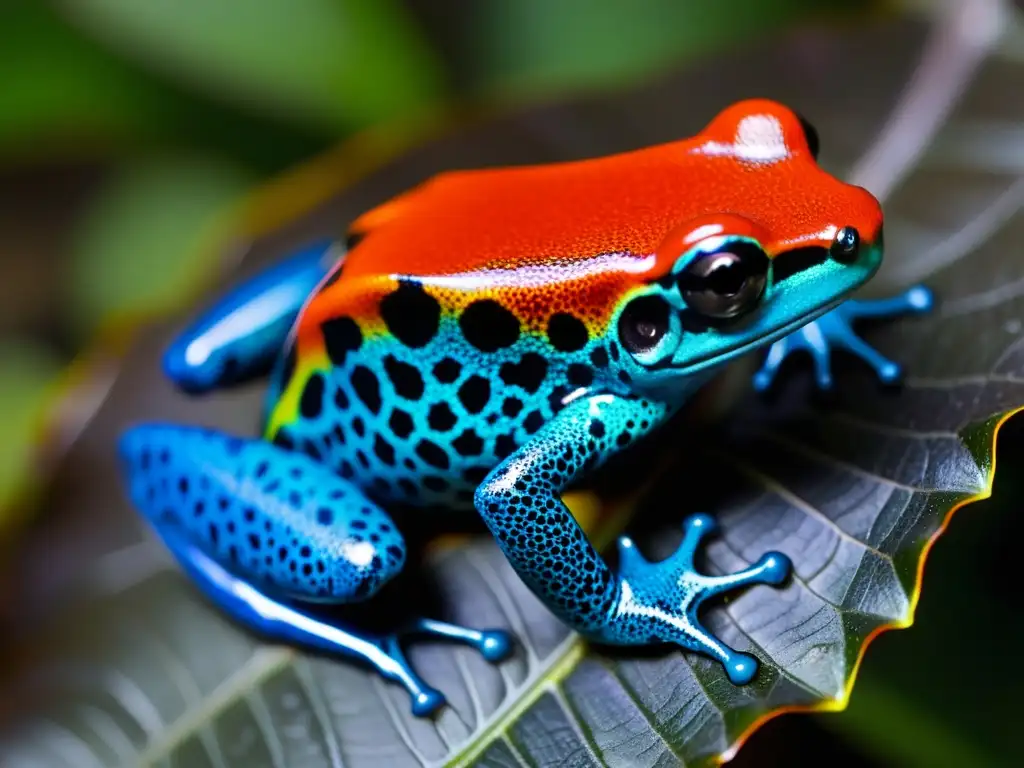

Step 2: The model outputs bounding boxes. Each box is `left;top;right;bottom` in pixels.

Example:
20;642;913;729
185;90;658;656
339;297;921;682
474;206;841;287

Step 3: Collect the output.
796;112;819;159
830;226;860;263
677;240;769;320
618;295;670;353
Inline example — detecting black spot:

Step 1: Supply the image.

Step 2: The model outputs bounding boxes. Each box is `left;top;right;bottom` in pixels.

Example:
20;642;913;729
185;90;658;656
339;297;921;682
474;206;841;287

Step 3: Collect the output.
495;433;518;459
547;313;589;351
317;507;334;525
523;410;545;434
458;375;490;414
416;440;450;469
380;280;440;348
398;478;417;496
373;435;396;466
280;342;298;384
273;430;295;451
384;355;424;399
453;429;484;456
334;386;349;410
352;417;365;437
428;403;457;431
388;409;414;438
609;344;621;362
322;317;362;365
618;370;632;385
568;364;593;387
590;347;609;368
502;397;523;417
460;300;521;351
423;476;449;493
299;373;325;418
433;357;461;383
500;353;548;393
589;420;606;438
303;441;322;461
463;466;491;484
351;366;381;413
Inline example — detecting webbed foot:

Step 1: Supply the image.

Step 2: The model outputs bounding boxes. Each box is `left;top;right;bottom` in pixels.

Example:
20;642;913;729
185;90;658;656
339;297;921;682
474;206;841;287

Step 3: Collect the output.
159;525;514;717
753;284;934;391
600;513;790;685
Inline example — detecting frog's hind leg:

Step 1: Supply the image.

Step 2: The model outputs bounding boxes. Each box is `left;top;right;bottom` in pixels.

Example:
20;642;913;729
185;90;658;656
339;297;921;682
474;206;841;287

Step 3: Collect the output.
753;284;933;391
163;239;339;394
118;424;512;716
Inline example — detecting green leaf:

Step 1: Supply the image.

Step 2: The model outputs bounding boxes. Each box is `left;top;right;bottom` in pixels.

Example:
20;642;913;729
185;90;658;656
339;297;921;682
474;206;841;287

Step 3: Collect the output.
55;0;447;132
0;1;180;156
0;1;342;171
66;156;254;340
464;0;869;101
0;340;63;527
4;2;1024;766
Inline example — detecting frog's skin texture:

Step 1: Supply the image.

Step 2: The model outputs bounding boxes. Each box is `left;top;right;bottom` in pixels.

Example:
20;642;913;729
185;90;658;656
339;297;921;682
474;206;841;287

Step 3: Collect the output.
119;99;933;715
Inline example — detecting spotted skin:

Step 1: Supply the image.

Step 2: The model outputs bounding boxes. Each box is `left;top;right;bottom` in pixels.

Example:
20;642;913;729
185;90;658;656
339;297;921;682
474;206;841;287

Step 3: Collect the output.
119;98;933;715
119;425;405;602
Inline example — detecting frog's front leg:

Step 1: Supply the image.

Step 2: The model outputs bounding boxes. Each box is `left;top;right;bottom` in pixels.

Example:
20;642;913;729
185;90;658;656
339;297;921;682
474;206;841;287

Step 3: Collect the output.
118;424;512;716
474;395;791;685
163;239;338;393
753;284;934;391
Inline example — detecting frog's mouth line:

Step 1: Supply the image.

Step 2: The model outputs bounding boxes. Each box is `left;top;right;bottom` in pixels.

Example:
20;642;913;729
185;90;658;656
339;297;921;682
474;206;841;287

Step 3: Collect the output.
670;296;845;376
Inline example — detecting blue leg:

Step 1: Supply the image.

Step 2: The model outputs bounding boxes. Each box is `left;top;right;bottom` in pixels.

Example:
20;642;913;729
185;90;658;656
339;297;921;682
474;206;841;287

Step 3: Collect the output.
475;395;791;685
163;239;339;393
753;284;934;391
118;424;513;716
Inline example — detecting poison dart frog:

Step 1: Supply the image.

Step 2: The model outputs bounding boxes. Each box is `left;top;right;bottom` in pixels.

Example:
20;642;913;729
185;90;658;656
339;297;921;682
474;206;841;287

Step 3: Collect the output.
119;99;933;715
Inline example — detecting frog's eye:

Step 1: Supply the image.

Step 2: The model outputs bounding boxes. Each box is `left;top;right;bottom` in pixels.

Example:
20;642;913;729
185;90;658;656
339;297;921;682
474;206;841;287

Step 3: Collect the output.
619;295;671;354
796;112;819;159
677;240;769;320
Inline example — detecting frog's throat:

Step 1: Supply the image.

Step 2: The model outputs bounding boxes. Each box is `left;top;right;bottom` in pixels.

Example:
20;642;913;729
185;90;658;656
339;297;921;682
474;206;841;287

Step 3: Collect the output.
671;296;844;377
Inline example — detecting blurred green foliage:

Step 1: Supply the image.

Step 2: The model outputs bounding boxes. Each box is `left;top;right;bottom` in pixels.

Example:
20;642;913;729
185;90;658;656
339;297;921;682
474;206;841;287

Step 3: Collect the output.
6;1;1008;765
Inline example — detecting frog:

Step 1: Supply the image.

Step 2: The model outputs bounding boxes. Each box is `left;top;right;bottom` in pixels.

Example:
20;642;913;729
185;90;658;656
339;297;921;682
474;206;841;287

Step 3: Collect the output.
118;99;933;716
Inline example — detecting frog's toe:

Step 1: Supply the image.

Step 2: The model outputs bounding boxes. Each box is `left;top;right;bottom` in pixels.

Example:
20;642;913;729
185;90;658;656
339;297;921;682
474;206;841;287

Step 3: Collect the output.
600;514;789;685
725;652;761;686
755;284;934;391
411;689;446;718
405;618;514;663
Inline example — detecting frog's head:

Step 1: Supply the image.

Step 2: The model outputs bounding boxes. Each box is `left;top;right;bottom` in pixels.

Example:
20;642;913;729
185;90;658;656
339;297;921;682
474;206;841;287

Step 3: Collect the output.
611;99;883;395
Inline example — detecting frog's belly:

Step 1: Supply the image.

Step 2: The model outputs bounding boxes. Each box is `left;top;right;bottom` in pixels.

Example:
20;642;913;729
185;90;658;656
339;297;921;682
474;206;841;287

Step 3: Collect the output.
265;333;588;510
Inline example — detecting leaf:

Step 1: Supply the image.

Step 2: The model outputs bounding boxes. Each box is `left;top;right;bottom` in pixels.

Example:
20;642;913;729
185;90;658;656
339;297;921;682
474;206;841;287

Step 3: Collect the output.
463;0;869;101
65;156;255;342
3;2;1024;766
55;0;448;133
0;340;64;530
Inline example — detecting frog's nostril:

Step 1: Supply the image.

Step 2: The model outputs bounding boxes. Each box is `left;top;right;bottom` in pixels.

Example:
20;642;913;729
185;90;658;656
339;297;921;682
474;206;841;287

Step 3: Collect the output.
829;226;860;264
